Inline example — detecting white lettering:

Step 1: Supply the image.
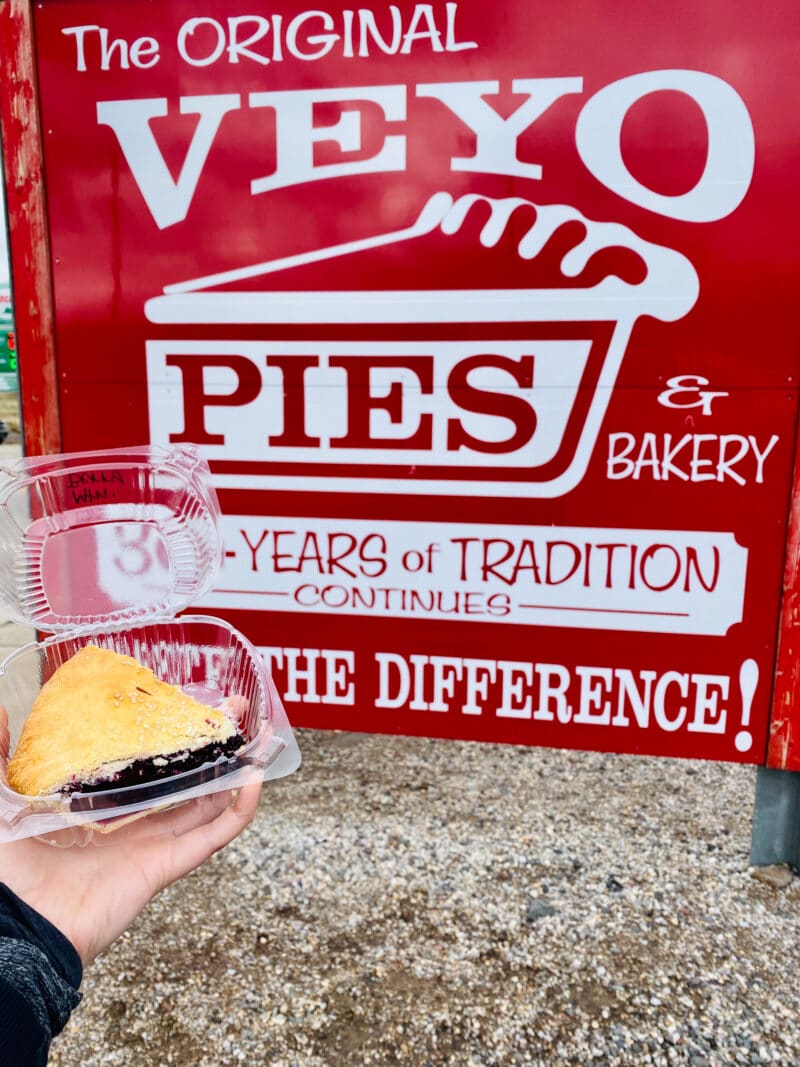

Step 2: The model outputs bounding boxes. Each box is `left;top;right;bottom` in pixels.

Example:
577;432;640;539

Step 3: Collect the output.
606;432;636;480
653;671;688;732
281;647;321;703
62;25;161;71
400;4;444;53
750;435;780;482
96;95;240;228
249;85;406;194
428;656;463;711
323;650;356;706
496;661;534;718
286;11;340;61
227;16;272;65
607;432;780;485
98;66;757;219
576;69;755;221
177;18;227;66
444;2;477;52
356;7;402;55
532;663;571;722
368;653;742;749
129;37;160;69
417;77;583;180
376;651;411;709
461;658;497;715
261;646;356;705
610;669;657;728
686;674;729;733
61;25;102;72
573;666;613;725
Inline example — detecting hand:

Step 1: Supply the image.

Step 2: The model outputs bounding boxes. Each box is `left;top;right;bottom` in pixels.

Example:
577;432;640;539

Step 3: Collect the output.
0;704;262;965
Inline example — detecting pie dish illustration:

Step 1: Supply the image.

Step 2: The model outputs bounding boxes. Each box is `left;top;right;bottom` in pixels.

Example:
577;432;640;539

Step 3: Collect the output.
145;192;700;498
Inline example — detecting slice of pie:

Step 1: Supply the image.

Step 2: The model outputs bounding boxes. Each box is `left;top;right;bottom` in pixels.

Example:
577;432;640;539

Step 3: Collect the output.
7;645;245;798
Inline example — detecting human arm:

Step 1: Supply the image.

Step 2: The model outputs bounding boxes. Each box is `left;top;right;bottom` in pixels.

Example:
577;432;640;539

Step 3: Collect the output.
0;882;83;1067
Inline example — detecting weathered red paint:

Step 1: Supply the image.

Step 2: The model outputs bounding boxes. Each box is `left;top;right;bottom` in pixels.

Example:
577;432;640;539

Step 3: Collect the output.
0;0;62;457
767;408;800;771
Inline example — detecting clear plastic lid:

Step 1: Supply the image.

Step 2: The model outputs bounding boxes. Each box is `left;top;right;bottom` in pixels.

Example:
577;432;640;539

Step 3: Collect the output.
0;444;223;633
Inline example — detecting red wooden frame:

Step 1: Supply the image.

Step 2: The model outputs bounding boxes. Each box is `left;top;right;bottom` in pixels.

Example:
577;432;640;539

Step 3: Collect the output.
0;0;62;457
767;409;800;770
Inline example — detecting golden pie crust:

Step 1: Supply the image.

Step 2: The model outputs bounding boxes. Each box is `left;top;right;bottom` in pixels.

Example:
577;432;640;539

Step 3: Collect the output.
7;645;237;797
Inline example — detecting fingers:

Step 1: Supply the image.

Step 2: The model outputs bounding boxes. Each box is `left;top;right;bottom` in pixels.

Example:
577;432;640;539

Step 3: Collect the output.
90;791;229;846
160;777;263;885
163;789;239;838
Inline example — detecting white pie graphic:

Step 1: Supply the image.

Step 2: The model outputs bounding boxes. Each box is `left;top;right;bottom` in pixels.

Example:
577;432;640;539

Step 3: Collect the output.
145;192;699;497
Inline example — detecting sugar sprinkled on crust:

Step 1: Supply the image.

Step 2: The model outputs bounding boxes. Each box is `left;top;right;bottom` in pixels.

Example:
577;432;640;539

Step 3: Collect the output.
7;645;236;797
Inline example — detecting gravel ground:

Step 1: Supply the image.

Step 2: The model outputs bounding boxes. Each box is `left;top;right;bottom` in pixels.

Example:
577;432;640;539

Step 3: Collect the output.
45;729;799;1067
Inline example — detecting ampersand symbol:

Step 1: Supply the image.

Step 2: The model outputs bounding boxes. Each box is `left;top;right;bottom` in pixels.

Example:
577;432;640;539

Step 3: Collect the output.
657;375;729;416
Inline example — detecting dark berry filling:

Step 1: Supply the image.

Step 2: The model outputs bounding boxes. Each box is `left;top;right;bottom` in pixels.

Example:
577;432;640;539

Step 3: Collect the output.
64;734;246;801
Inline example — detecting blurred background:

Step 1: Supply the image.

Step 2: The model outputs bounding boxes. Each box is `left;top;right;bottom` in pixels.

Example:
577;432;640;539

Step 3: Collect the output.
0;176;20;441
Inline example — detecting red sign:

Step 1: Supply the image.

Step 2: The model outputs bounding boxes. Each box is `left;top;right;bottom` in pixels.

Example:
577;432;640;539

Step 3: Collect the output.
4;1;800;765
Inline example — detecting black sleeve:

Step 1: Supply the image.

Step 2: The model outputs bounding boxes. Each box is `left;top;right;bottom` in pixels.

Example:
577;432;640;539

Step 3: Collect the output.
0;883;83;1067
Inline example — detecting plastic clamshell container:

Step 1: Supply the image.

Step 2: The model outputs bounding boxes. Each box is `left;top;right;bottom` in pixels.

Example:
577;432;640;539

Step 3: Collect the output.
0;444;300;844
